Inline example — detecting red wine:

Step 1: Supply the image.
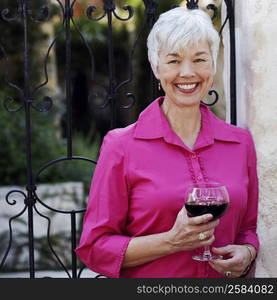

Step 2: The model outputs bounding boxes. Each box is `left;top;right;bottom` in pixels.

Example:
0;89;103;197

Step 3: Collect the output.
185;202;229;219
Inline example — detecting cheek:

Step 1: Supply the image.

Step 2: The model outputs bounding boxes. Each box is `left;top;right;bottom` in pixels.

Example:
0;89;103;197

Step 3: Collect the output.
160;71;176;84
203;72;213;86
207;76;213;86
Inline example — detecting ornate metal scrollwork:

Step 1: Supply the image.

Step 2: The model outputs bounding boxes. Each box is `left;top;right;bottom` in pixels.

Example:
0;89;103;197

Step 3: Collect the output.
113;4;134;21
0;0;55;114
87;0;133;22
31;96;53;112
29;5;50;23
3;95;24;112
1;0;51;23
5;190;27;206
206;3;218;20
120;93;136;109
1;1;22;23
86;0;136;114
143;0;158;26
86;5;106;21
186;0;199;10
0;190;28;270
202;90;219;106
0;32;25;112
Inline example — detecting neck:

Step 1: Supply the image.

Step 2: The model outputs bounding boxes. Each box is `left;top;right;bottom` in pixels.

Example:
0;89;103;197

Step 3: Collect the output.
161;98;201;148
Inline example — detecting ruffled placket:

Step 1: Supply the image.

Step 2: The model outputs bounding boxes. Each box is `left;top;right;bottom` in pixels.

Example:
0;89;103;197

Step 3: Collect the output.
185;150;208;183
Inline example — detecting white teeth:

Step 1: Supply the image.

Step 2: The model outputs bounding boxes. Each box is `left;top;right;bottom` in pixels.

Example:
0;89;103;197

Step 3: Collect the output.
177;83;197;90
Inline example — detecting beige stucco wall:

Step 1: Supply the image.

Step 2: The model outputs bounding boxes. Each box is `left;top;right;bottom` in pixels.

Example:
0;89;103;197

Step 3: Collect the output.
223;0;277;277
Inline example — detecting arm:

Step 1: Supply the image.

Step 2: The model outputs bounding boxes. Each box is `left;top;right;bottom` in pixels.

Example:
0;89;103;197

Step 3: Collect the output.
122;231;173;268
75;131;131;278
235;131;260;253
209;131;259;277
122;208;219;268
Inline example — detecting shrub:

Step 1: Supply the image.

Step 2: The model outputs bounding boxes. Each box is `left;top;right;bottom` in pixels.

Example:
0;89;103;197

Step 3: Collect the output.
0;94;100;191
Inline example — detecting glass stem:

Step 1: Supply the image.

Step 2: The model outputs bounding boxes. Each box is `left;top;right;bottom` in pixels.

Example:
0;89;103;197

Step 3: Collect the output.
203;245;212;260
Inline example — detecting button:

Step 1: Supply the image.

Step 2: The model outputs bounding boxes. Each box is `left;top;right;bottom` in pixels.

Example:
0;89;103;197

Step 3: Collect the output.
197;176;203;181
191;153;197;159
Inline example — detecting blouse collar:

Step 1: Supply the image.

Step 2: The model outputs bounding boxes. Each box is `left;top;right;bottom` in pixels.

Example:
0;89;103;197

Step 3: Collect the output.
134;97;241;149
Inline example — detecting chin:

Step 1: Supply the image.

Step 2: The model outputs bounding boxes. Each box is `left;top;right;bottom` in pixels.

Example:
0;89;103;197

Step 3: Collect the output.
174;98;201;108
164;93;202;108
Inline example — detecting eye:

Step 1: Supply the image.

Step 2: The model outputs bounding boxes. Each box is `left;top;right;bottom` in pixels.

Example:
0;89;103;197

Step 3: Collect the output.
194;58;206;63
168;60;179;64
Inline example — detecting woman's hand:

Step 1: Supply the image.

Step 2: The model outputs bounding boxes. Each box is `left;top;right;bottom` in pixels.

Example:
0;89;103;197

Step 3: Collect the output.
208;245;255;278
166;207;220;253
123;207;219;268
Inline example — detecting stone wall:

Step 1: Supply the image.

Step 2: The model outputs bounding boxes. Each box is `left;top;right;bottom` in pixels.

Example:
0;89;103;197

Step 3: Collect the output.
223;0;277;277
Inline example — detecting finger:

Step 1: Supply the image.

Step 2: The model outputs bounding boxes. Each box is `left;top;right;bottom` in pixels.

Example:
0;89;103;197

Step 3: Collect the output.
212;245;234;255
198;229;215;241
200;219;220;231
194;220;219;236
203;234;215;245
188;213;213;225
209;256;237;270
175;207;188;223
208;261;222;274
229;272;242;278
178;206;187;217
208;261;242;278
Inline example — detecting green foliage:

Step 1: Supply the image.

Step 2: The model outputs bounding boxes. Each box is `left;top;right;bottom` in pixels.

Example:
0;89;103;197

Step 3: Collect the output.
0;96;55;185
0;95;99;189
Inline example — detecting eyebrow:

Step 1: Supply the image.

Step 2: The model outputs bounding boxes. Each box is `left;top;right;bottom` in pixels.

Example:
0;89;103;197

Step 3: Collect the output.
166;53;180;57
166;51;209;57
194;51;209;56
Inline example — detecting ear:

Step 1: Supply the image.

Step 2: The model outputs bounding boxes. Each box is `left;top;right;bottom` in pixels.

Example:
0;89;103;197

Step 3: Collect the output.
150;61;160;80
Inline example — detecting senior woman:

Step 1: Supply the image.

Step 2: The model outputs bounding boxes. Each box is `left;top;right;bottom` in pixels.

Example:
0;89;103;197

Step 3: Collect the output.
76;7;259;278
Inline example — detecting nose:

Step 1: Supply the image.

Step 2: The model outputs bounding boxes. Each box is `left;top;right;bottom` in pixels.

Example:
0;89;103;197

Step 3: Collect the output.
179;61;195;78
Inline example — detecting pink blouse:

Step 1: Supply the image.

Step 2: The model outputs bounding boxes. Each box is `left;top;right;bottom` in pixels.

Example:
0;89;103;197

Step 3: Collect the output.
75;97;259;278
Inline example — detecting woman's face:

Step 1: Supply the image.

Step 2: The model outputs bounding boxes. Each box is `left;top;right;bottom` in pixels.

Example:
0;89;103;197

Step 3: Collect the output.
154;40;214;108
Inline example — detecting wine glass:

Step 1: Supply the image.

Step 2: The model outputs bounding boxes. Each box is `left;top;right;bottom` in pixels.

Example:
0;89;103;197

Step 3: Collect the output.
184;182;229;261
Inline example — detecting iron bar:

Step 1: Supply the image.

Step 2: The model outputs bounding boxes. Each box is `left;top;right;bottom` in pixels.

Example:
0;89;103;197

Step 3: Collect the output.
65;0;73;157
143;0;159;101
225;0;237;125
23;0;36;278
71;211;77;278
105;0;116;128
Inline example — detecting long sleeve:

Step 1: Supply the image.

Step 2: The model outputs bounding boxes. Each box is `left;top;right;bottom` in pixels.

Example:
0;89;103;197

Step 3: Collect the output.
75;130;132;278
235;131;260;252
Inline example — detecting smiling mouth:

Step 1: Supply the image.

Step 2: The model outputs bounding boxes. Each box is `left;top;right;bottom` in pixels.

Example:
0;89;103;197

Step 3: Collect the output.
175;83;199;93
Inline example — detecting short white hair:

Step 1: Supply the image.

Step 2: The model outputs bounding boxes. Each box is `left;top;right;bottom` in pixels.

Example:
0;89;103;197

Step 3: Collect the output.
147;7;220;74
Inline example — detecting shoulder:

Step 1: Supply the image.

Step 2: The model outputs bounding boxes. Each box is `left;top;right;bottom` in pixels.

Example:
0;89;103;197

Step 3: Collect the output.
222;121;254;141
103;123;136;146
227;122;255;146
208;109;254;146
99;123;137;158
212;117;257;167
95;124;137;168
